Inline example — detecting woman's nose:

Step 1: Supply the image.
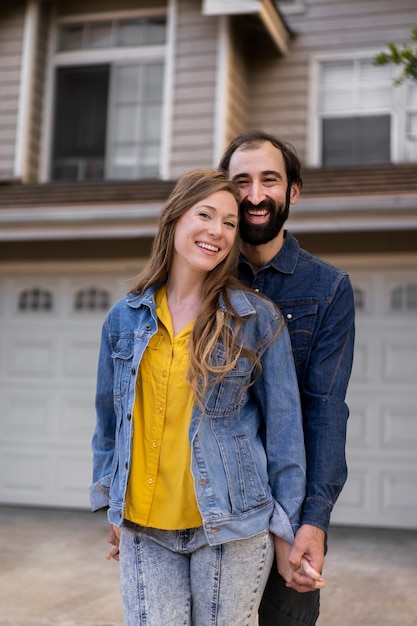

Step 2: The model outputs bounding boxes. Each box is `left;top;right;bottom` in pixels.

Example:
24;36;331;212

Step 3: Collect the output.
207;219;223;237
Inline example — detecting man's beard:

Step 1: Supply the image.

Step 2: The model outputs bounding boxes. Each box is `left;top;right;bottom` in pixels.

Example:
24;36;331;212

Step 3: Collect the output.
239;196;289;246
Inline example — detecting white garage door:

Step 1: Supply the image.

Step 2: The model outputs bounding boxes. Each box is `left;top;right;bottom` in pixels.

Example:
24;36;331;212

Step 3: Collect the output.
331;267;417;529
0;265;136;509
1;263;416;528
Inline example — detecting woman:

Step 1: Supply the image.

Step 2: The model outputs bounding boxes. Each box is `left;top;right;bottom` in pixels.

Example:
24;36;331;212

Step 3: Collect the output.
90;169;318;626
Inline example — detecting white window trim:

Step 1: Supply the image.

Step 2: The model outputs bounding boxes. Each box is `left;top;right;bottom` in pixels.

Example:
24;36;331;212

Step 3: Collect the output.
307;50;410;167
213;15;229;167
15;0;39;182
40;6;171;182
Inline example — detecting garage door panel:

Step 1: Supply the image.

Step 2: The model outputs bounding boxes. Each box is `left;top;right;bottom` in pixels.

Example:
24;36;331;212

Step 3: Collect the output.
348;340;370;384
382;338;417;383
347;392;416;444
5;333;59;378
332;461;417;528
0;448;92;508
59;391;96;441
331;464;374;525
345;398;372;450
0;450;50;499
58;455;93;502
380;467;417;526
1;390;52;440
381;404;417;452
62;333;101;379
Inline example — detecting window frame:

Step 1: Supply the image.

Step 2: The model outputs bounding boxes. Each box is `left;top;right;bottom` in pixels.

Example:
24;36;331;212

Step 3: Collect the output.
41;7;171;182
308;50;416;167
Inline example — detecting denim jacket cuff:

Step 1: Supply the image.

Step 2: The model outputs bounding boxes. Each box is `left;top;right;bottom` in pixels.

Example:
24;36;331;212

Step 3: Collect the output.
89;479;110;512
301;496;332;532
269;501;297;544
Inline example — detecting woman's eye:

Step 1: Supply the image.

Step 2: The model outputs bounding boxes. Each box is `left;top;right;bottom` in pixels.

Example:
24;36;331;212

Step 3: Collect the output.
198;211;210;219
225;221;237;229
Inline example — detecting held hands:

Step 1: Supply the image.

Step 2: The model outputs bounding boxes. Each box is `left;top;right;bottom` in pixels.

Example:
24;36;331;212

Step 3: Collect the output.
105;523;121;561
274;524;326;593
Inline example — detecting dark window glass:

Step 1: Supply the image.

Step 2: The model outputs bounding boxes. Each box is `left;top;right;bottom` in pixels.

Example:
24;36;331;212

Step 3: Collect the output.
52;65;109;180
322;115;391;166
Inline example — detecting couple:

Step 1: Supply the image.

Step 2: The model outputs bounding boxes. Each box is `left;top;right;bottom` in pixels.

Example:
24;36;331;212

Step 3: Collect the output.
90;130;355;626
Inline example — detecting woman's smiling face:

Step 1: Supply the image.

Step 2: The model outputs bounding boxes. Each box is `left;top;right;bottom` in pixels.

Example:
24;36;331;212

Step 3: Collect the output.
173;190;239;275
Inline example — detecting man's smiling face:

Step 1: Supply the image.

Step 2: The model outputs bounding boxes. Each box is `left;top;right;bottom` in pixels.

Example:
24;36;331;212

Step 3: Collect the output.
228;141;296;246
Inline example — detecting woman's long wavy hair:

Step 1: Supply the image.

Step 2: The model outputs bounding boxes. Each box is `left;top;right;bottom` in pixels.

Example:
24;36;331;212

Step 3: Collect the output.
129;168;261;404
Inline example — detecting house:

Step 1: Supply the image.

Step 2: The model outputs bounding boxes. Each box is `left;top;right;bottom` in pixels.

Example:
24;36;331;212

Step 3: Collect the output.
1;0;416;529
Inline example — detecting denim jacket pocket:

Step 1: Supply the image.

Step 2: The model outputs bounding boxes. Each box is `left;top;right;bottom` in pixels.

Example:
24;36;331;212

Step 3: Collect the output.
280;304;318;366
204;349;253;417
235;435;268;506
111;337;134;399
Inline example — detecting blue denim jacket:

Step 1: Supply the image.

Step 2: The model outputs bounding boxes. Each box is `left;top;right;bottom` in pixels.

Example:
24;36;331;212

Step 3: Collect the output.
239;231;355;532
90;285;306;546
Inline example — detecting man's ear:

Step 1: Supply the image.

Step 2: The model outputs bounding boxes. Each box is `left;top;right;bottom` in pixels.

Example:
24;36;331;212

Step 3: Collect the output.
290;182;300;205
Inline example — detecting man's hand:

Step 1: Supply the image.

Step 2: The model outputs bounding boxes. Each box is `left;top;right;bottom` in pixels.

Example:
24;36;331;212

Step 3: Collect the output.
274;525;326;593
105;523;120;561
287;524;326;592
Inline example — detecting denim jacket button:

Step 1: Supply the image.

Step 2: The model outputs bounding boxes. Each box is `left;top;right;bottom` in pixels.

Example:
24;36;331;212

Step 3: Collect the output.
286;313;293;320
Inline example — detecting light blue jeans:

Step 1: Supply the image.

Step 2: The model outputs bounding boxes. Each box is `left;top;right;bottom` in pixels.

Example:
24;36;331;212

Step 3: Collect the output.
119;522;274;626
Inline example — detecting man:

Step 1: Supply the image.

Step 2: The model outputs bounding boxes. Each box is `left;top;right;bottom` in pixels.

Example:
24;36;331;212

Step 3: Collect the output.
219;130;355;626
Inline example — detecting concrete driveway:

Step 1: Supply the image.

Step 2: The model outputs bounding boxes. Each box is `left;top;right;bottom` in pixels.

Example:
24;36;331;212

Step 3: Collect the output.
0;505;416;626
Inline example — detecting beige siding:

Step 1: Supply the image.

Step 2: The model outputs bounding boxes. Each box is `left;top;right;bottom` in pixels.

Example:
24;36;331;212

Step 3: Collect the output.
247;0;417;163
223;20;249;150
0;3;25;180
169;0;218;178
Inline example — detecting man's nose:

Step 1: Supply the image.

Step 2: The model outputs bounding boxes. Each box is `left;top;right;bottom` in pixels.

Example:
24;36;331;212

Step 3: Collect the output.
246;181;266;205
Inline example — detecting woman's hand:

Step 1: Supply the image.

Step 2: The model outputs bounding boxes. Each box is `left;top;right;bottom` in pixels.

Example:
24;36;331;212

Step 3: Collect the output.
105;524;120;561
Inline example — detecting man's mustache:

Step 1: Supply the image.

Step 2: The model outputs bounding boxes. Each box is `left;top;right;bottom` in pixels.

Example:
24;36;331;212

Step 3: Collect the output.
240;198;276;213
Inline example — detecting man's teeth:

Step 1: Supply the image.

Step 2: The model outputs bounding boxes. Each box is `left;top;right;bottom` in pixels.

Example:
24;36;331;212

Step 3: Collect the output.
197;242;220;252
248;209;268;216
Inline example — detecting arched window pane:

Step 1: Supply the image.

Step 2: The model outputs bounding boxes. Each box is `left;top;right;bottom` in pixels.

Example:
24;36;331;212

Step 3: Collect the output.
18;288;53;312
74;287;110;311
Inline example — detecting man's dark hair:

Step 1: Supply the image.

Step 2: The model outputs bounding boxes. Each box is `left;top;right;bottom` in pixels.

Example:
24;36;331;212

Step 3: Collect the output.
219;129;303;189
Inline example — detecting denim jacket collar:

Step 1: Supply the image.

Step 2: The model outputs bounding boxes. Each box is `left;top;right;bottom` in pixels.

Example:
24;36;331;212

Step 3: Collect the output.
125;284;257;318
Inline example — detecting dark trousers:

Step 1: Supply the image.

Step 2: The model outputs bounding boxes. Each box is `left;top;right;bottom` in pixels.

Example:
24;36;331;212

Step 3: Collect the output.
259;556;320;626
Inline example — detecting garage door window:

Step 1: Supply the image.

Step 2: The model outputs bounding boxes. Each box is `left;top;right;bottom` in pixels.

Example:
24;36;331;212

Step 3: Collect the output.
74;287;110;311
18;288;53;312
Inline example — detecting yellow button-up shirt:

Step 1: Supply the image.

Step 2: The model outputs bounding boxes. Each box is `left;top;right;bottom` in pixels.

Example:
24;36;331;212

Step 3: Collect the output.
124;286;202;529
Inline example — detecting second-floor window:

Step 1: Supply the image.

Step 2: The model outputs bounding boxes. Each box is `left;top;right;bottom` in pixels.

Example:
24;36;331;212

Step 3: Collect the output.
314;56;417;166
50;14;166;181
